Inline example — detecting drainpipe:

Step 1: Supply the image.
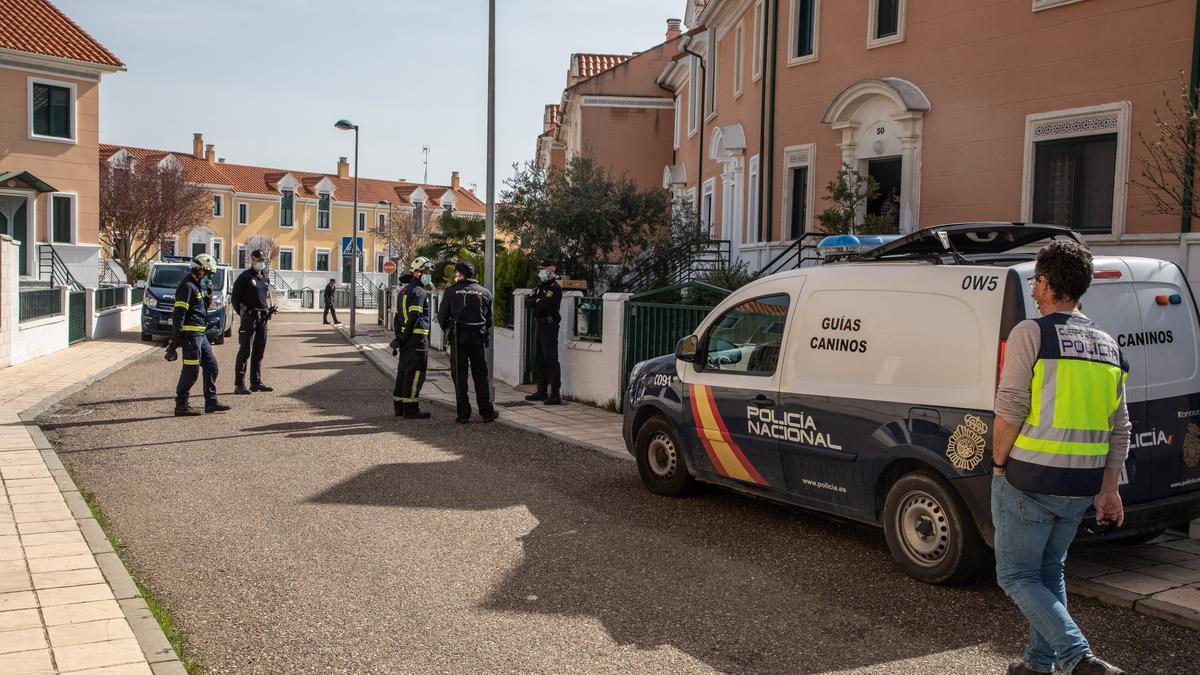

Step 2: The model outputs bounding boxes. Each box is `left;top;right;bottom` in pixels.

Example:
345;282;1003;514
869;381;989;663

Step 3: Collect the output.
764;0;781;244
683;36;707;227
1183;0;1200;235
756;1;772;243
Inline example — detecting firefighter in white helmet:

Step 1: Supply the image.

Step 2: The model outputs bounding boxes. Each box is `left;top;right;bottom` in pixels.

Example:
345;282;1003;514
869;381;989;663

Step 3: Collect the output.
391;256;435;418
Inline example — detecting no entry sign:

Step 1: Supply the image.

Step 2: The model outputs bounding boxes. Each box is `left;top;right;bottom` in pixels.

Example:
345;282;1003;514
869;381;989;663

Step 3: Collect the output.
382;260;397;274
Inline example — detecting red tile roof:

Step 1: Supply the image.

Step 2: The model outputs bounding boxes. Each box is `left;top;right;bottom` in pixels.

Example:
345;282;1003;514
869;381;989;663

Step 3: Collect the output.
573;53;630;82
99;143;484;214
0;0;123;68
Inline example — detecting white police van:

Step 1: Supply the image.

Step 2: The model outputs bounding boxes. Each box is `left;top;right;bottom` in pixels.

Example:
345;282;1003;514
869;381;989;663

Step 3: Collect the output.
623;223;1200;585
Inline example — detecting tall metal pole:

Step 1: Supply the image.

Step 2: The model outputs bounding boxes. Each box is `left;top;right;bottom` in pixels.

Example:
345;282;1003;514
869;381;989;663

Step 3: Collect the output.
485;0;497;400
351;126;360;338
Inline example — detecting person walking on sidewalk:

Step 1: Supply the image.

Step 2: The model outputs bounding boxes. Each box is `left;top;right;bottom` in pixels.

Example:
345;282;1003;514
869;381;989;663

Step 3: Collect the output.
231;250;274;395
323;278;340;325
438;261;498;424
167;255;230;416
993;240;1130;675
391;257;434;419
525;260;563;405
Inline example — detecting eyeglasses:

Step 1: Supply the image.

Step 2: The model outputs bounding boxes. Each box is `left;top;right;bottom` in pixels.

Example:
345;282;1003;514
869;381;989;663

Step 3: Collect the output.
1027;273;1044;287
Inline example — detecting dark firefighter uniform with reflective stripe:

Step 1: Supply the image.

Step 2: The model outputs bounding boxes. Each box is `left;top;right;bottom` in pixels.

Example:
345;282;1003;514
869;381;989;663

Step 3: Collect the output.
392;277;431;409
1007;313;1130;496
172;275;219;408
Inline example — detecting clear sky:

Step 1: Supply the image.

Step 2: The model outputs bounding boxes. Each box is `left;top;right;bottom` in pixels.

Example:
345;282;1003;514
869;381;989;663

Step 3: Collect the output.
55;0;683;194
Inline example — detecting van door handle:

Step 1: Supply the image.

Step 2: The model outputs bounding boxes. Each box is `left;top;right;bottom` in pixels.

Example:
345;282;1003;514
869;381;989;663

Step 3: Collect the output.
751;395;775;406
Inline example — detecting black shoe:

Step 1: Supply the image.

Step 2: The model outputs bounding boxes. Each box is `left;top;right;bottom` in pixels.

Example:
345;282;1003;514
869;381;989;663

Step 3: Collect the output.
543;395;563;406
455;415;471;424
394;401;405;417
524;391;547;402
404;408;433;420
323;321;330;325
174;406;202;417
205;403;231;414
1072;657;1125;675
480;410;499;423
1008;662;1050;675
250;383;274;392
234;386;251;395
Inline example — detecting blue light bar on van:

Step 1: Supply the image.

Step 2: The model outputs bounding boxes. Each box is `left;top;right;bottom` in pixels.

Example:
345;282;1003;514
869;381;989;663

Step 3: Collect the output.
817;234;902;257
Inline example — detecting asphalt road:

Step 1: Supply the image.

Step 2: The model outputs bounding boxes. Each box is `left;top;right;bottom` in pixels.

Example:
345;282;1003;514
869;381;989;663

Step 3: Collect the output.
39;315;1197;674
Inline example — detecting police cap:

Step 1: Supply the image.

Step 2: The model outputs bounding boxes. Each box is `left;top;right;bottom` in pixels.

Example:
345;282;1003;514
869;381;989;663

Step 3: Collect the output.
250;249;265;260
538;259;556;268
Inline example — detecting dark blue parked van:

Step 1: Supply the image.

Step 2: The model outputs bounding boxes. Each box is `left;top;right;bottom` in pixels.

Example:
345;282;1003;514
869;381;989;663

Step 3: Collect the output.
139;260;234;344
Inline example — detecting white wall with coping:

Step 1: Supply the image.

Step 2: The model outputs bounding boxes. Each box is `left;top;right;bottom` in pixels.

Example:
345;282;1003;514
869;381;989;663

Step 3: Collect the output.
0;236;16;368
560;292;631;407
86;286;140;340
8;286;69;366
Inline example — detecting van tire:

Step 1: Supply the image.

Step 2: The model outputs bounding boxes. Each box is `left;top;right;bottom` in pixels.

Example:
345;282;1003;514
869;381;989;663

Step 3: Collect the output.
140;333;152;342
212;334;224;346
635;417;697;497
882;471;986;585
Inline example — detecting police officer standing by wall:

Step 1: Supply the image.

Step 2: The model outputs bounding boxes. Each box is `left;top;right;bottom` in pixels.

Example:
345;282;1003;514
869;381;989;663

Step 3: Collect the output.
167;254;230;416
438;261;498;424
231;250;274;395
391;257;434;419
524;260;563;405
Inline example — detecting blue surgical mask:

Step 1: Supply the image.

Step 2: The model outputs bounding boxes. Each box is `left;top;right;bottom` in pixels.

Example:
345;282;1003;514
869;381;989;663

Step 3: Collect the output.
538;270;548;282
420;274;432;286
253;262;265;271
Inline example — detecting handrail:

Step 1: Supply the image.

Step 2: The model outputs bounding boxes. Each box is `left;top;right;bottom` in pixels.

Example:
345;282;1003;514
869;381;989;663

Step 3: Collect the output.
268;270;295;292
759;232;825;277
98;258;122;286
38;244;84;291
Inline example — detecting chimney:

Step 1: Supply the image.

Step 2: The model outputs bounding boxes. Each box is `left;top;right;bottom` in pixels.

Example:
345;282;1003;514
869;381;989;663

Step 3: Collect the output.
192;133;204;159
666;18;682;41
218;158;225;163
451;171;461;190
337;156;349;180
204;144;215;163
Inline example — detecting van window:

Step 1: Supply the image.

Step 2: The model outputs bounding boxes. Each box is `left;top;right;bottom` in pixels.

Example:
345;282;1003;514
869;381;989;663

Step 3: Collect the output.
792;290;981;389
703;294;789;375
148;265;189;289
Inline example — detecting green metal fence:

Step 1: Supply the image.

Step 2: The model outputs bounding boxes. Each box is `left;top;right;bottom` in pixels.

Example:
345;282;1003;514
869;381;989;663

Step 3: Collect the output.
18;289;62;322
130;287;145;305
68;290;86;344
619;282;730;408
95;286;124;311
574;296;604;342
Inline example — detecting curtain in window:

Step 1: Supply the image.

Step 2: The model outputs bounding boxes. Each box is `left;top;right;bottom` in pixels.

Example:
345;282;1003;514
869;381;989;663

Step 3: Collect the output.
1033;134;1115;232
877;0;899;38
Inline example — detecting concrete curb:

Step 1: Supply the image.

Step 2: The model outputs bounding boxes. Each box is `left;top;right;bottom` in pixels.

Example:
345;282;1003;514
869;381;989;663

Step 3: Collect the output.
17;343;188;672
339;325;633;464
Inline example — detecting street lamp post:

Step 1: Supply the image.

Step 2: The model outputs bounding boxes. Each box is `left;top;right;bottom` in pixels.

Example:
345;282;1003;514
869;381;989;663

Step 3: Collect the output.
335;119;360;338
485;0;496;400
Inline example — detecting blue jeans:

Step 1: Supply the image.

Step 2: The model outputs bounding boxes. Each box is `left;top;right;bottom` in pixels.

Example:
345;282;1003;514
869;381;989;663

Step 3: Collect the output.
992;474;1094;674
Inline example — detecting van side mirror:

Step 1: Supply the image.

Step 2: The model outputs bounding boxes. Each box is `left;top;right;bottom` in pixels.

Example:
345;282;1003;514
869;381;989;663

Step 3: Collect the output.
675;335;699;362
135;280;147;288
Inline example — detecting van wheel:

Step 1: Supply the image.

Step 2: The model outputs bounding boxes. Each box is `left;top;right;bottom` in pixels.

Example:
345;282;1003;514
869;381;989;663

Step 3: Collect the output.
212;334;224;346
635;417;697;497
224;325;233;338
882;472;986;585
140;333;152;342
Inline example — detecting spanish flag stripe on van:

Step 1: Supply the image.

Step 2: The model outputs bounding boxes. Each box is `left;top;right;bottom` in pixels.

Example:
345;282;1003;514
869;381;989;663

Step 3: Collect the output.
690;384;767;486
689;385;729;476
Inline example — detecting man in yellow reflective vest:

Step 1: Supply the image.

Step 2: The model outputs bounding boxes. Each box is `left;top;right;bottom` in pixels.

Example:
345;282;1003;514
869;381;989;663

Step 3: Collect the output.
391;256;434;419
993;240;1130;675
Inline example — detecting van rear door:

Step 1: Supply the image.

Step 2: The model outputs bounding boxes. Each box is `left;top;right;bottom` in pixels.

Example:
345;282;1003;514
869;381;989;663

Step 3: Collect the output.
1125;259;1200;500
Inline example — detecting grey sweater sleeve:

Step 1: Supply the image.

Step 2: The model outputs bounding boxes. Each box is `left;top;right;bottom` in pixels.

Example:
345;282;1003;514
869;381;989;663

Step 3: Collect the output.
994;320;1040;426
1107;378;1132;470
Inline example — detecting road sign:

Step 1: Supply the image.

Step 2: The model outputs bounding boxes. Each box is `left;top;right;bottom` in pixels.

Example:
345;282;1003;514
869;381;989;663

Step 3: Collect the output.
340;237;363;257
382;260;397;274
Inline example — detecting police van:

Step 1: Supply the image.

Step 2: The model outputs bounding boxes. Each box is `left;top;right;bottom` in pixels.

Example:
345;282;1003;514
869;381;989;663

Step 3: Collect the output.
139;258;234;344
623;223;1200;585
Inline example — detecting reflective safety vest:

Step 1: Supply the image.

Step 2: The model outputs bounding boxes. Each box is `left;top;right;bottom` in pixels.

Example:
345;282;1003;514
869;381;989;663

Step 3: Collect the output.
1007;313;1129;497
396;280;430;338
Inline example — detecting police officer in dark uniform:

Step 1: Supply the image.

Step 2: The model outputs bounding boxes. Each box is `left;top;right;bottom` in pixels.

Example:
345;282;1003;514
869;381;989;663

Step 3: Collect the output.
438;261;498;424
322;278;340;325
231;250;273;395
167;254;230;416
391;256;434;419
524;259;563;405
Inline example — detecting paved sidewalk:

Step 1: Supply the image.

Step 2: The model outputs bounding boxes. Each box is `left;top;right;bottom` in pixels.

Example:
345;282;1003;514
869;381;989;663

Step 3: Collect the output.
341;321;1200;632
0;332;183;674
341;323;626;458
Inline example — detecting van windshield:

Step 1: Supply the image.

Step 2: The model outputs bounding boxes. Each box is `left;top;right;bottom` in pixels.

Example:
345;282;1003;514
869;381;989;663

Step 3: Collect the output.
148;265;190;289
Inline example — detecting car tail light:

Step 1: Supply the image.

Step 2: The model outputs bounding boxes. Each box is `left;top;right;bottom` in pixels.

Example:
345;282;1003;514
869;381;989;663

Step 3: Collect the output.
1155;294;1184;306
1093;270;1122;279
996;340;1007;387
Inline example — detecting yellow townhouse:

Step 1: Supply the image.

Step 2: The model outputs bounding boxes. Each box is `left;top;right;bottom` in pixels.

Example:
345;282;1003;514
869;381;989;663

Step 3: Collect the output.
100;134;485;291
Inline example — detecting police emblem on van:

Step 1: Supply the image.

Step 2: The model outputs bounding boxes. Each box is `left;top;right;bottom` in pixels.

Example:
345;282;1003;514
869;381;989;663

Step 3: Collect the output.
946;414;988;470
1185;424;1200;469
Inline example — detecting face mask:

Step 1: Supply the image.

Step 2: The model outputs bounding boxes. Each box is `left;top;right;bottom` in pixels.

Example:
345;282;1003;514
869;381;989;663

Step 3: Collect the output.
420;274;432;286
538;270;548;282
253;262;265;271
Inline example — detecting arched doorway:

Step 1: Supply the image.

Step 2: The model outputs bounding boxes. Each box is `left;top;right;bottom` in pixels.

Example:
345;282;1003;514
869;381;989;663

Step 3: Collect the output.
710;124;748;257
821;78;931;233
